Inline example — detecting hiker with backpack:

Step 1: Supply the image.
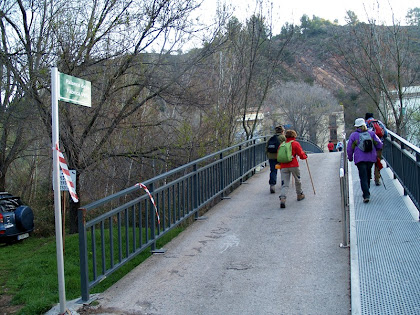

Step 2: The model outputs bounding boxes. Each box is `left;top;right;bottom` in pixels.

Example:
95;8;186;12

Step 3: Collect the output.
365;113;388;186
347;118;383;203
266;125;286;193
277;129;307;208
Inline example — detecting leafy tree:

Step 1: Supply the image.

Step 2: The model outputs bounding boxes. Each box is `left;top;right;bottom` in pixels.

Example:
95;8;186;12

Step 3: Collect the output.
345;10;360;26
299;14;334;37
406;8;420;26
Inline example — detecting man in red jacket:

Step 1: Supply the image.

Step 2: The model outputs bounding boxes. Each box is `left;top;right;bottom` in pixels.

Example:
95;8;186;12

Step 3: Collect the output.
278;130;308;208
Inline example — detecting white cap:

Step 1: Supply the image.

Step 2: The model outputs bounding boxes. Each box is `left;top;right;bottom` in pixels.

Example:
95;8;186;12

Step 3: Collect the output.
354;118;366;127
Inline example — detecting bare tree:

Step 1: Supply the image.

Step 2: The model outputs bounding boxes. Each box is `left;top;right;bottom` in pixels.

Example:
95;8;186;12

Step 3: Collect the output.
330;11;420;136
210;12;294;142
1;0;222;233
267;81;339;146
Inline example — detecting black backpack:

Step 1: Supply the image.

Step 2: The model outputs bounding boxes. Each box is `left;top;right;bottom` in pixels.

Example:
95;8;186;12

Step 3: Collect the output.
267;135;281;153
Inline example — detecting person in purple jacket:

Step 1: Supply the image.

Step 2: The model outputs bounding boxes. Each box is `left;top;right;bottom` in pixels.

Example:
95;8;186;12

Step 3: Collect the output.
347;118;383;203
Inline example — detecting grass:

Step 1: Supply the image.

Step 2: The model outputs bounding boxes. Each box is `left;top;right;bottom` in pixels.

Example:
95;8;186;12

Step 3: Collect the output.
0;226;184;314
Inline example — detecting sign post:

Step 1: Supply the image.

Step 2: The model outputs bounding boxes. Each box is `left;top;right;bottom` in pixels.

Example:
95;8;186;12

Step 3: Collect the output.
51;67;67;314
51;67;91;314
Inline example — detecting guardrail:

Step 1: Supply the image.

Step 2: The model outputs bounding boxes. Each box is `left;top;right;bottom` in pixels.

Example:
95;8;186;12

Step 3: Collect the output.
382;130;420;213
77;136;323;301
339;137;349;248
339;130;420;247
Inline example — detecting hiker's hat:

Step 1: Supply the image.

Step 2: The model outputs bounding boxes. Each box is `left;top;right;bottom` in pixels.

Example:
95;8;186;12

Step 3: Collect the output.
275;125;284;133
365;113;374;120
354;118;366;127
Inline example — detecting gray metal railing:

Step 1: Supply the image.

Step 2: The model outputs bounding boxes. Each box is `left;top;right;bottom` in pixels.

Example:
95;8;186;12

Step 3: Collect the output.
339;130;419;249
297;137;324;153
78;136;322;301
339;137;349;248
382;130;420;213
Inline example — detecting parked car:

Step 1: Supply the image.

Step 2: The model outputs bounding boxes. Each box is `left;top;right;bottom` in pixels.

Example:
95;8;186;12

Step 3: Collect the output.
0;192;34;242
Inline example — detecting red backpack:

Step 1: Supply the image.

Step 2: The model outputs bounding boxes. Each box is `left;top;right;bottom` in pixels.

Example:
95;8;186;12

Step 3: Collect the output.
370;120;385;138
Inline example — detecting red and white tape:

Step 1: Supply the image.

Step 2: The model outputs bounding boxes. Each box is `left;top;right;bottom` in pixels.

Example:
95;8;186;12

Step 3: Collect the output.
135;183;160;225
55;144;79;203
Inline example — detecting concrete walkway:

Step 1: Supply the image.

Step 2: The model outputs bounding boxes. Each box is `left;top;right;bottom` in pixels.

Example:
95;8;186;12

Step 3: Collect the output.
69;152;350;315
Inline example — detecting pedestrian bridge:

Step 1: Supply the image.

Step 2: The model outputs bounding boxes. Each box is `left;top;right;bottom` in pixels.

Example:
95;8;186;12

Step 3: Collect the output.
64;132;420;314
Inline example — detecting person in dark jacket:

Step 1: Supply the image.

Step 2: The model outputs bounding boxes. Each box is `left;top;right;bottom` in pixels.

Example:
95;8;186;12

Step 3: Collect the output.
266;125;286;193
278;130;307;208
347;118;383;203
365;113;388;186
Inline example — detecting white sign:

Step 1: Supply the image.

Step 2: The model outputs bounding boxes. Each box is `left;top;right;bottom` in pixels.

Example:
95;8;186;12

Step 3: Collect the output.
60;170;76;191
53;170;76;191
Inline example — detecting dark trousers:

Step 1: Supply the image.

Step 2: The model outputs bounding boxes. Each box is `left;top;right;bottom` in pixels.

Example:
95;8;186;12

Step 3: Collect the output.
356;161;374;199
269;159;278;185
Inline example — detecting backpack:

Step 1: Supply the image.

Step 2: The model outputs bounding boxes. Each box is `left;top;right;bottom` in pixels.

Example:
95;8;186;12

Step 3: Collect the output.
267;135;281;153
370;120;385;138
277;140;294;163
357;131;373;152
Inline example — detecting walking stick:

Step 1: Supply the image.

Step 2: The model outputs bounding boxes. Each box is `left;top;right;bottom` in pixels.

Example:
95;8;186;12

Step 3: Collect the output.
376;158;387;190
306;159;316;195
380;175;387;189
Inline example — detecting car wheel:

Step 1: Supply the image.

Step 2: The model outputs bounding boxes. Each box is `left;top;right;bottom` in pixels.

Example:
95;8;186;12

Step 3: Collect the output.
15;206;34;231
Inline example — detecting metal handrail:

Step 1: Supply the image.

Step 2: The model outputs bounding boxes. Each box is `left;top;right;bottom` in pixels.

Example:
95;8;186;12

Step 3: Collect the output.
339;130;419;247
77;136;323;301
339;136;349;248
382;130;420;212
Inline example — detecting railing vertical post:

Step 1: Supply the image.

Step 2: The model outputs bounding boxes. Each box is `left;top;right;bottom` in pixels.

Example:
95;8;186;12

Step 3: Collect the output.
78;208;89;302
239;145;243;183
417;153;420;220
149;183;156;251
391;135;397;180
253;140;256;174
193;164;199;218
219;153;224;198
400;143;408;196
339;152;349;248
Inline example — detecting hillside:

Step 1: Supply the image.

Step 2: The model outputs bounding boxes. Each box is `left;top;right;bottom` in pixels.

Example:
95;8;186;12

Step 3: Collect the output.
280;24;420;98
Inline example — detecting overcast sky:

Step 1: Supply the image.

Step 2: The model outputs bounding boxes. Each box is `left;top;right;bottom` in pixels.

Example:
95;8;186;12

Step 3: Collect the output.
196;0;419;33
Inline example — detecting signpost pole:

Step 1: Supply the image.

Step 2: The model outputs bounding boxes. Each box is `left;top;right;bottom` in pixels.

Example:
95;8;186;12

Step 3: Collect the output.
51;67;67;314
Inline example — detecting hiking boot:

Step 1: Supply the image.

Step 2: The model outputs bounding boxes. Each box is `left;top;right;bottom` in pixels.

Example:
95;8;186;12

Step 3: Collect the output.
375;181;381;186
363;197;370;203
297;193;305;201
270;185;275;193
280;197;286;208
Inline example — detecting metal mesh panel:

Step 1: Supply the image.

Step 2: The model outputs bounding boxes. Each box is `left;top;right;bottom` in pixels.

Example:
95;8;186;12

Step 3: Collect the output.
351;162;420;314
357;221;420;315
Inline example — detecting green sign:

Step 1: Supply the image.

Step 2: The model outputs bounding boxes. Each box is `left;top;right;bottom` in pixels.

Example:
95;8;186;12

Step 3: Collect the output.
59;73;91;107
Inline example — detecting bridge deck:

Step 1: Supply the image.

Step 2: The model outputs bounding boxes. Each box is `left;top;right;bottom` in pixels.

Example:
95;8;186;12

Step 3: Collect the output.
50;152;419;314
348;160;420;314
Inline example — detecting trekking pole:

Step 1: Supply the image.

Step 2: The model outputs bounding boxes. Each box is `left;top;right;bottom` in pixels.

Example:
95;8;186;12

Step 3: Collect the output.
380;176;387;189
305;159;316;195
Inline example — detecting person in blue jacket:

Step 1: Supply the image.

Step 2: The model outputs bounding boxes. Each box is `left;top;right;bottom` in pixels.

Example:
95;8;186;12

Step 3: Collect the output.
347;118;383;203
